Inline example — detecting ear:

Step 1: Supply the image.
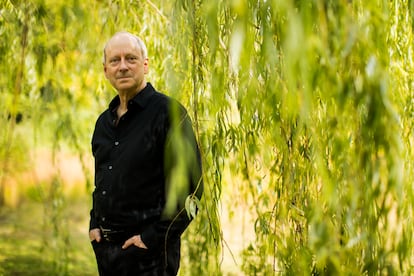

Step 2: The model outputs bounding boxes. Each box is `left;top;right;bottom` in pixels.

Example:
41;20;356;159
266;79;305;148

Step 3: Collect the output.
143;58;149;74
103;63;109;79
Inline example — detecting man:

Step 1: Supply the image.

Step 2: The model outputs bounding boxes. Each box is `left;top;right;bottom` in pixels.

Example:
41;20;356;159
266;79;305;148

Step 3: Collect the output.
89;31;203;276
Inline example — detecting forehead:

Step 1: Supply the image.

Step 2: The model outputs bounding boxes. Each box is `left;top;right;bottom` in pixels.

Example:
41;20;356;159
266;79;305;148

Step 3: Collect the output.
105;34;141;57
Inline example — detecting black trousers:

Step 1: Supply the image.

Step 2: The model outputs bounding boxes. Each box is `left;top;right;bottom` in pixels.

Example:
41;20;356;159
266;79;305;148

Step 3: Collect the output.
91;238;180;276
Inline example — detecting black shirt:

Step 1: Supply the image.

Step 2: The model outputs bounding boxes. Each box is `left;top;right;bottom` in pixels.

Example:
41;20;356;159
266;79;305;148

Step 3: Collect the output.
89;83;203;250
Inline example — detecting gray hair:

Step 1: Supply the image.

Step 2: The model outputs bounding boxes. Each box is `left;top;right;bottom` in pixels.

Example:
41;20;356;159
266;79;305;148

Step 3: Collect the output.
102;31;148;64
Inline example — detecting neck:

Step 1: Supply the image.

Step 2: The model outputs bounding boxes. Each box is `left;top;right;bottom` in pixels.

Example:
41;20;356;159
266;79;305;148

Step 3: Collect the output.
117;81;147;110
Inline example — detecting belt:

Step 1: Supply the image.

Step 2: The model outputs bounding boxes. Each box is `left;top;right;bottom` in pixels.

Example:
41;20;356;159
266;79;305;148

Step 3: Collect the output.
99;226;131;242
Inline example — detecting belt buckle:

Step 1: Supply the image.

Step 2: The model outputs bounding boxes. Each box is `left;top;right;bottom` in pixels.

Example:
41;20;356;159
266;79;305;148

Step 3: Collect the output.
99;226;113;241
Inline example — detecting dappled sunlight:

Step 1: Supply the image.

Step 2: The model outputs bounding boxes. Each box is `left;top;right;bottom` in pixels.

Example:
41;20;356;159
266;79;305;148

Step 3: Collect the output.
2;148;93;207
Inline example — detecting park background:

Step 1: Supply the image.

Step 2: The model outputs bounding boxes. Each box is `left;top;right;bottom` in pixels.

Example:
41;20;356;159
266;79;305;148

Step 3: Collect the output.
1;0;413;275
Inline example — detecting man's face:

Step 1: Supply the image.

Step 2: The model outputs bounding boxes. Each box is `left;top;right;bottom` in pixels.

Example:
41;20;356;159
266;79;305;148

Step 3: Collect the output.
103;34;148;94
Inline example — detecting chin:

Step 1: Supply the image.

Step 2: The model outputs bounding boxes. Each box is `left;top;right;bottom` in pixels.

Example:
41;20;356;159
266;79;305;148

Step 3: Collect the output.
116;82;134;89
116;84;138;93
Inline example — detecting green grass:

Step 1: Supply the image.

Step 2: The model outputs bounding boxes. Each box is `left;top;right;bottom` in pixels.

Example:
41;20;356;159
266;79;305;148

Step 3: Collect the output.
0;196;97;276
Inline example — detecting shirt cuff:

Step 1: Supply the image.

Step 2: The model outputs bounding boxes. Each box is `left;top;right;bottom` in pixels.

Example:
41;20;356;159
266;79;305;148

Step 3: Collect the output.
140;224;161;250
89;210;99;230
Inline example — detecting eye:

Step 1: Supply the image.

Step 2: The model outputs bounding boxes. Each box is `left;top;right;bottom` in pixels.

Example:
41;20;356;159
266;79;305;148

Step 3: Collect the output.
126;56;138;62
109;57;120;65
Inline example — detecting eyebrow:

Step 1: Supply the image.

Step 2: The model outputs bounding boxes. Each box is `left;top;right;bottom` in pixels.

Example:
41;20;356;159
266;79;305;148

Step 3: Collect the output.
108;53;139;59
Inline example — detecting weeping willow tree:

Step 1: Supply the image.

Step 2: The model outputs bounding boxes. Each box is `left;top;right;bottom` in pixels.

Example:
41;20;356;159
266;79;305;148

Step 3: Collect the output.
172;0;413;274
199;0;413;274
0;0;413;275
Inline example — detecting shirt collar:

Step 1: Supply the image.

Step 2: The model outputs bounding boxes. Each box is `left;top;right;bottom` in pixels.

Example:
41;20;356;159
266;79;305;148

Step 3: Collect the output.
108;82;155;112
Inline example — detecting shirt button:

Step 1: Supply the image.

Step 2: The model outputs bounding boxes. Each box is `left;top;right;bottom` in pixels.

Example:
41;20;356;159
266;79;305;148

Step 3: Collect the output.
114;141;119;146
102;190;106;195
108;165;113;170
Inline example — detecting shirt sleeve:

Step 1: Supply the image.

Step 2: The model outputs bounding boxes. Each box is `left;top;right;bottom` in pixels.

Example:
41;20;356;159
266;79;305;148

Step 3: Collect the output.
89;120;100;231
140;103;203;250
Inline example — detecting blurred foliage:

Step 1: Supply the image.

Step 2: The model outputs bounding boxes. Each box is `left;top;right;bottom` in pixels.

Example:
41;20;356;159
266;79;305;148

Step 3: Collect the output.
1;0;413;275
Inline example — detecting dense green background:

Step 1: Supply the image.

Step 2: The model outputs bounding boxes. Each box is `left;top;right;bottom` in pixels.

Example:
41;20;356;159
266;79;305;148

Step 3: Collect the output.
1;0;413;275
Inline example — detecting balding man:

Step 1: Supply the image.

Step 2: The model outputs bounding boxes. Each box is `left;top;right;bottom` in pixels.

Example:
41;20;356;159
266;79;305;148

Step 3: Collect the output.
89;31;203;276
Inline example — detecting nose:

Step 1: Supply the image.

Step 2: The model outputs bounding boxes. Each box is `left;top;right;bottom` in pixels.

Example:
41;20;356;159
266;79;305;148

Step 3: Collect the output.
119;58;128;71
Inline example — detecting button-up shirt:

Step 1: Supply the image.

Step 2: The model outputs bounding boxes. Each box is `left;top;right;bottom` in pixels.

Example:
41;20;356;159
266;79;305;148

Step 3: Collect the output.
89;83;203;249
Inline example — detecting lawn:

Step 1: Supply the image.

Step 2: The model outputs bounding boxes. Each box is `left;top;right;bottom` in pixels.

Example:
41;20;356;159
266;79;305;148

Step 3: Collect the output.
0;195;97;276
